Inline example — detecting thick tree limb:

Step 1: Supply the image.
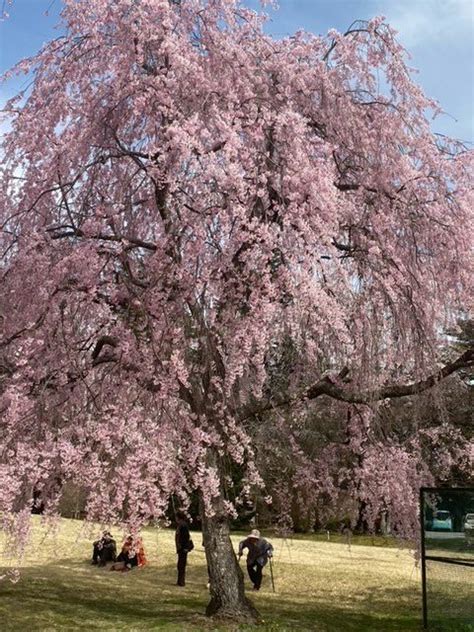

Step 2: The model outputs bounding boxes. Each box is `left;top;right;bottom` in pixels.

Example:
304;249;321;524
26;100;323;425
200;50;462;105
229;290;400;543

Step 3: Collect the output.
48;227;157;251
307;348;474;404
91;335;118;361
240;348;473;420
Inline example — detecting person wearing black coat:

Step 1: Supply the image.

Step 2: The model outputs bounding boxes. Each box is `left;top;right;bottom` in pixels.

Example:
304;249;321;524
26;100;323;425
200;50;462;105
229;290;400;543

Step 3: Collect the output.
238;529;273;590
175;512;193;586
92;531;117;566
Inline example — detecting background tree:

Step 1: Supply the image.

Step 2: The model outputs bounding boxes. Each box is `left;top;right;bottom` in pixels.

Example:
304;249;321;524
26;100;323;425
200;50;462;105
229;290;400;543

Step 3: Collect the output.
0;0;472;623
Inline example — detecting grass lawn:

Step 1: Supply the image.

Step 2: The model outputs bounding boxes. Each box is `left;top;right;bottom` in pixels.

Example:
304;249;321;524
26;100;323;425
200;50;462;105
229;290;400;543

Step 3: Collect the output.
0;517;472;631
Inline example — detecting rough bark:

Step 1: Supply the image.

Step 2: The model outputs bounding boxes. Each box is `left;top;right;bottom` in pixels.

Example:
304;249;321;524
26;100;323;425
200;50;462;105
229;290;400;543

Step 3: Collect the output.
201;451;259;622
202;510;259;622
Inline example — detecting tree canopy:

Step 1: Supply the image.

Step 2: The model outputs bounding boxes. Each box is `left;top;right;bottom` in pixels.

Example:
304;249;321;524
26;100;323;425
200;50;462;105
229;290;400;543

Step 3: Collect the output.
0;0;472;621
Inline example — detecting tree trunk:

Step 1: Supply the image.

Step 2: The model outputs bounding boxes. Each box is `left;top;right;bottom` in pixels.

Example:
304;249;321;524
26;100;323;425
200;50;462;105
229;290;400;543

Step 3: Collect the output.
202;507;260;622
355;498;368;533
199;444;259;622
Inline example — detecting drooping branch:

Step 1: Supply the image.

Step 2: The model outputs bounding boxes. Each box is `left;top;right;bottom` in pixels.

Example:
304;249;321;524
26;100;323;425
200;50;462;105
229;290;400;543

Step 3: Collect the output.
240;348;474;420
322;21;372;62
306;348;474;403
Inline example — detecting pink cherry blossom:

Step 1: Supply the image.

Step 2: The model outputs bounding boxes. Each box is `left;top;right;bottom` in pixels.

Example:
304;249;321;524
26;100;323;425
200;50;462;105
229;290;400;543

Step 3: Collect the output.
0;0;472;621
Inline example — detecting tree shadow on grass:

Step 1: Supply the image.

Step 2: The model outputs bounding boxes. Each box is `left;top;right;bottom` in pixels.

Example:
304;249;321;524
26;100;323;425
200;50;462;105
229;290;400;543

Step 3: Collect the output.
259;582;473;632
0;558;212;631
2;557;466;632
253;585;421;632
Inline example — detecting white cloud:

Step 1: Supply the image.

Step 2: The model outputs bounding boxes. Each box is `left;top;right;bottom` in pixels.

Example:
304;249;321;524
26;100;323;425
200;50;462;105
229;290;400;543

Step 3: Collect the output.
380;0;473;48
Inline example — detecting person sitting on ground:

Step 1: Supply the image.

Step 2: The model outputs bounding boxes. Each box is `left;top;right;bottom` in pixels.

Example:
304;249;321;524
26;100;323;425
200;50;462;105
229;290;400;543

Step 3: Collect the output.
91;531;117;566
136;536;147;567
110;535;147;571
238;529;273;591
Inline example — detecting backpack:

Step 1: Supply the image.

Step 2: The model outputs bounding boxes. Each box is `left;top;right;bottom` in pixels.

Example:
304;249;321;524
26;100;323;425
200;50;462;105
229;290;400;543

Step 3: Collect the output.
186;539;194;552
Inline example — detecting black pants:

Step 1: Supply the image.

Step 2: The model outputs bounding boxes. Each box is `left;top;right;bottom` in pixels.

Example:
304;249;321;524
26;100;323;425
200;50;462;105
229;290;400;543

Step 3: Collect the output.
117;552;138;568
247;562;263;589
92;542;101;564
177;550;188;586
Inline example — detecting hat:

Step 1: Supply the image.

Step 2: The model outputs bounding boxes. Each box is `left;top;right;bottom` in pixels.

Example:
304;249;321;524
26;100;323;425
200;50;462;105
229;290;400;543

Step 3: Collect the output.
248;529;260;539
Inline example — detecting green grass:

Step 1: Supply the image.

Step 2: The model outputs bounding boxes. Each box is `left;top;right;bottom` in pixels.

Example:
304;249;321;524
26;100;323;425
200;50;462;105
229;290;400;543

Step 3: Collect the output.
268;530;404;548
0;517;472;631
425;536;474;557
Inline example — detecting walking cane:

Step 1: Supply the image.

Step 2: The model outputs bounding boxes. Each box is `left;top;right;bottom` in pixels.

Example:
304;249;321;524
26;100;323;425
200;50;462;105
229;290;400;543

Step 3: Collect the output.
269;556;275;593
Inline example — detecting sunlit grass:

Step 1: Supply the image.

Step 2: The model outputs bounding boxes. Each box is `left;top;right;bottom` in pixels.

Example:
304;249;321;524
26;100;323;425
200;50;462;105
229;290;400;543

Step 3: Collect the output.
0;517;471;631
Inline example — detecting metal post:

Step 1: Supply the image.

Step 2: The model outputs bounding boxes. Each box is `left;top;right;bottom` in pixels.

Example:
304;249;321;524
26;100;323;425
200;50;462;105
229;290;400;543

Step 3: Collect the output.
269;557;275;593
420;487;428;630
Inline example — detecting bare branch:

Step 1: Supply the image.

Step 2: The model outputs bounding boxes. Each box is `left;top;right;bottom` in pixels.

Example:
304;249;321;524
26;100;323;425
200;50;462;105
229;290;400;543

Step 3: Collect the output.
307;349;474;403
48;227;157;251
240;349;474;420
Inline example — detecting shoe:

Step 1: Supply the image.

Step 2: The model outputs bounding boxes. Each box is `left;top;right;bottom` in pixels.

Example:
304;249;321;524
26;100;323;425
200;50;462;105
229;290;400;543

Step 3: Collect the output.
252;586;260;591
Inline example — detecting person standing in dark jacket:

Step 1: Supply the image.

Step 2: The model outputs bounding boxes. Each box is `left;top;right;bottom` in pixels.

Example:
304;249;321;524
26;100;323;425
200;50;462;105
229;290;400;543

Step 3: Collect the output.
238;529;273;591
175;512;192;586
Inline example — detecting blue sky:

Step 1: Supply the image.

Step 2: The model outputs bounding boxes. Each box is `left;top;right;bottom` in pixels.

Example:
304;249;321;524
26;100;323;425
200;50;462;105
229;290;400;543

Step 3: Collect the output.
1;0;473;141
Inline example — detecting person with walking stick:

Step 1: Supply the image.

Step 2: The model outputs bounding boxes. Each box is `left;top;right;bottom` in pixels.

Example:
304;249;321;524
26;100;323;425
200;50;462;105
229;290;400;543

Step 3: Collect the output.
238;529;274;591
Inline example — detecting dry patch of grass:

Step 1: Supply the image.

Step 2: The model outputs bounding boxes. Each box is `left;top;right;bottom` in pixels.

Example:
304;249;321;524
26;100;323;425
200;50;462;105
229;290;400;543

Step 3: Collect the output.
0;517;470;631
